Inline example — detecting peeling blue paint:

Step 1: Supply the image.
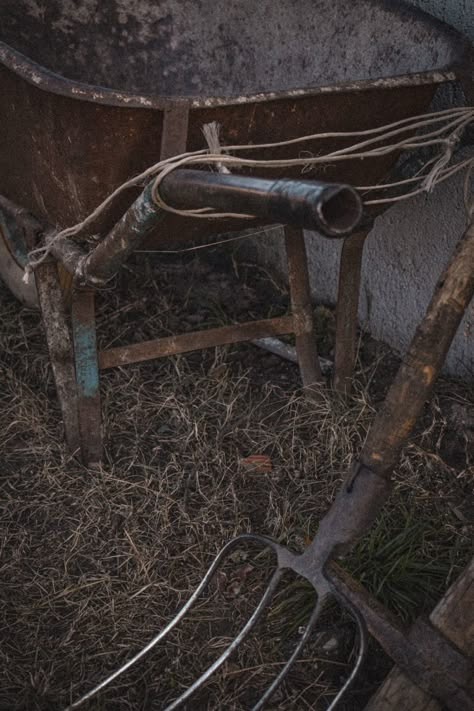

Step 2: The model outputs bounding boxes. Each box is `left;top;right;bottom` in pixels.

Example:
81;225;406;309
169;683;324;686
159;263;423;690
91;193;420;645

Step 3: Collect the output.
73;320;99;398
131;184;160;234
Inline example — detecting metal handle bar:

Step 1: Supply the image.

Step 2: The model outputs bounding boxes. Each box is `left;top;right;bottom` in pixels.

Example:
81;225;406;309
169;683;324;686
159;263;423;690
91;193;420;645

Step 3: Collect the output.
159;169;362;237
51;170;362;286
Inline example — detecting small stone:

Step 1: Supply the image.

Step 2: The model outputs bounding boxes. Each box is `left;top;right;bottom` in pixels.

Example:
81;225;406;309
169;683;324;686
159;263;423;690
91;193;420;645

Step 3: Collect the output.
321;636;339;653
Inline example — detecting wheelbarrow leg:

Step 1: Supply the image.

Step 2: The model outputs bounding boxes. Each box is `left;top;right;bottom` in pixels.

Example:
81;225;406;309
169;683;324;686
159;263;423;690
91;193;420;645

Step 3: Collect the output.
35;261;81;456
71;288;102;466
284;225;323;387
333;230;369;394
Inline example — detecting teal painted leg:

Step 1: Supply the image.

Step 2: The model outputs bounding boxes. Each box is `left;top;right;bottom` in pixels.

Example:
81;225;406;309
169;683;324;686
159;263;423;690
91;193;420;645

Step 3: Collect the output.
71;288;102;466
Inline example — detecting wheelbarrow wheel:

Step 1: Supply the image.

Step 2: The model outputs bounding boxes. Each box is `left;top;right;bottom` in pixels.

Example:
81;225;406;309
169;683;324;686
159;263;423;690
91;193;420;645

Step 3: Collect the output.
0;214;73;309
0;224;39;309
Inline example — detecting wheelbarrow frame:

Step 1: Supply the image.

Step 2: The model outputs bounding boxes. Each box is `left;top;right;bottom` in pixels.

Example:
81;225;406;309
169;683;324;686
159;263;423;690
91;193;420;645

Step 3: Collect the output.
1;170;364;463
0;1;472;465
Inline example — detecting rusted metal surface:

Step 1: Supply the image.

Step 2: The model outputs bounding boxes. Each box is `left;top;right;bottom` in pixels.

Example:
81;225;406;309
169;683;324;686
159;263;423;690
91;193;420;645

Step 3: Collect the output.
35;261;81;456
284;226;323;386
333;230;369;394
328;564;474;711
153;82;441;248
1;2;466;102
71;289;102;466
0;1;468;248
160;101;190;159
99;314;295;370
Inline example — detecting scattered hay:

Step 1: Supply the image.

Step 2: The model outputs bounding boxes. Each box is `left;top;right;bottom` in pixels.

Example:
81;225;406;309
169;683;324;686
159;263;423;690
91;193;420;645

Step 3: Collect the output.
0;253;472;710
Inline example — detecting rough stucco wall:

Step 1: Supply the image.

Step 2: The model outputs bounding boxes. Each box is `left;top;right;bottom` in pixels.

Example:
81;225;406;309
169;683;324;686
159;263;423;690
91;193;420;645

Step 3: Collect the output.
406;0;474;39
306;154;474;378
245;1;474;379
356;0;474;378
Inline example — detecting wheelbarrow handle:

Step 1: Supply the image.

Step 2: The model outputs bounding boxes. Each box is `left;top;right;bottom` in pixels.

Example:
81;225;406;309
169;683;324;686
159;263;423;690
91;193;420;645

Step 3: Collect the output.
159;169;362;237
62;170;362;286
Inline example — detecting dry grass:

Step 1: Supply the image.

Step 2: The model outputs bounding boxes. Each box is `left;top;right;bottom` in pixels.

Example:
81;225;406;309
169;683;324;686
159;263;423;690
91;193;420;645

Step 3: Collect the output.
0;252;472;710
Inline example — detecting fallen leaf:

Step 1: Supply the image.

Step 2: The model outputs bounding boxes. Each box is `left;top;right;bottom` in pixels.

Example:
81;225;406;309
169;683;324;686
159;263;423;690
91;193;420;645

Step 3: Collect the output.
240;454;272;472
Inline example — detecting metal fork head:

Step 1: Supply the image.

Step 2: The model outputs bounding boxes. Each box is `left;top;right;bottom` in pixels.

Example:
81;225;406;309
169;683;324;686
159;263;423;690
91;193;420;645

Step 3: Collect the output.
65;532;367;711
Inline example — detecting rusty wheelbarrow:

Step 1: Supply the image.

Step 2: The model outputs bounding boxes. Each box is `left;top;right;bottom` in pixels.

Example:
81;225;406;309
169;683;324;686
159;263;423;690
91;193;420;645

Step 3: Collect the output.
0;0;471;465
1;2;473;709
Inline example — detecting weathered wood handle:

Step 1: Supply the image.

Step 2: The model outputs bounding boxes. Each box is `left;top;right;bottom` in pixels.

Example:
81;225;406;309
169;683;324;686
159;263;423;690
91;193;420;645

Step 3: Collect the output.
360;219;474;479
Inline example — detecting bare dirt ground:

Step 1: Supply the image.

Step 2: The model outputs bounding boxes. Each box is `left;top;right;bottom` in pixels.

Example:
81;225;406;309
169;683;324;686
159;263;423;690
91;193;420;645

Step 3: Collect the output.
0;248;472;710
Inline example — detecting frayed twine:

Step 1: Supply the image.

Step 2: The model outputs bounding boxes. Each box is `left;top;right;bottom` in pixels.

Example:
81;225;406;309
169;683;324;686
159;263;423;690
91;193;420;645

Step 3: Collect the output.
421;124;464;193
22;265;33;284
18;107;474;275
202;121;231;174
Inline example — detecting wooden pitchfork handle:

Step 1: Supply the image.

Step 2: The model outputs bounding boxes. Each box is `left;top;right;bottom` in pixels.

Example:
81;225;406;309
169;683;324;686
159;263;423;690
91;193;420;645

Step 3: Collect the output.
360;217;474;478
308;218;474;569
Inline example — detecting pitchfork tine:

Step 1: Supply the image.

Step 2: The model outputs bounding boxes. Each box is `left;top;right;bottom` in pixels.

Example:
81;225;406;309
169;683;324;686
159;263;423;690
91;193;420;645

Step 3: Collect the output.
65;537;253;709
252;591;368;711
66;532;367;710
252;593;328;711
165;568;284;710
65;535;279;710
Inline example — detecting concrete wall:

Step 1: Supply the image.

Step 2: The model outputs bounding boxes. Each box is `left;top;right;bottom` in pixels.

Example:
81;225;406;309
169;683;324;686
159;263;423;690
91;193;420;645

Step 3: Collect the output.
244;1;474;379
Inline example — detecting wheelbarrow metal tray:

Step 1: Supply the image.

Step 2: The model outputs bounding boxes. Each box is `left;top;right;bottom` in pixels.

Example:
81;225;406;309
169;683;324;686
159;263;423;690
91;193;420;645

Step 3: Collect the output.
0;0;469;245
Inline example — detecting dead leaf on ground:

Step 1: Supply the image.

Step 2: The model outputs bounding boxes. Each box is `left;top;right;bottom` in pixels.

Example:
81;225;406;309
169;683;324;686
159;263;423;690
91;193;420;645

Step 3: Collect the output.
240;454;272;472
